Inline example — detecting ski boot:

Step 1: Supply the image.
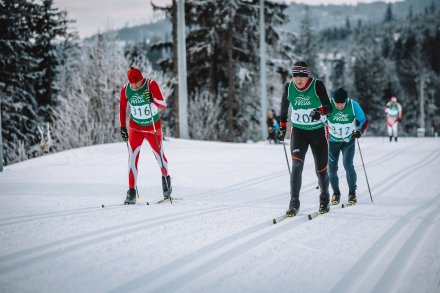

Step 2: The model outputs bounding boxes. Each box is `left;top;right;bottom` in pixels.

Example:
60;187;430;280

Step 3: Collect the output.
319;193;330;214
348;190;357;206
286;197;300;217
331;191;341;205
124;188;137;205
162;175;172;199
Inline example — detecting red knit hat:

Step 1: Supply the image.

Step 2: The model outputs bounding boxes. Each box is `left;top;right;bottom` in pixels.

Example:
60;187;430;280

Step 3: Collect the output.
127;67;143;83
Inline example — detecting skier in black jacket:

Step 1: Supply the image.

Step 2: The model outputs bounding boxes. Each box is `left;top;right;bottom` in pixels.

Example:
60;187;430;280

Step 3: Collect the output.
278;61;333;216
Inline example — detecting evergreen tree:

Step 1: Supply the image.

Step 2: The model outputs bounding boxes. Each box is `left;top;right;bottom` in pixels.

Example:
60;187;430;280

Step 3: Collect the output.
395;30;420;134
329;58;345;91
384;3;393;23
295;5;318;71
0;0;40;164
351;34;386;134
151;0;179;136
421;28;440;74
382;31;393;58
407;5;413;19
429;1;436;13
32;0;69;122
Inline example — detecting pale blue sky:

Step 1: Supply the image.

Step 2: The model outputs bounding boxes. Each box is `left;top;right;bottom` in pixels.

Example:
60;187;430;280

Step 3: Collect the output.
54;0;398;38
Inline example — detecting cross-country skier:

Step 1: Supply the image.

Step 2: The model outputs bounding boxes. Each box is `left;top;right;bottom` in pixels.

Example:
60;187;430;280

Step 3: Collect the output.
278;61;333;216
326;88;368;205
384;96;403;142
119;67;172;204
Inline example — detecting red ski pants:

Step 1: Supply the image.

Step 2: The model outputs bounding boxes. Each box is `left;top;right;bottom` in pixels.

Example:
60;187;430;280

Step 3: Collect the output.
127;128;169;189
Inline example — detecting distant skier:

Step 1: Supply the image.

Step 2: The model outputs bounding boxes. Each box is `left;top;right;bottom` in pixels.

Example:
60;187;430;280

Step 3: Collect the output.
119;67;172;204
326;88;368;205
278;61;333;216
267;109;280;144
384;96;403;142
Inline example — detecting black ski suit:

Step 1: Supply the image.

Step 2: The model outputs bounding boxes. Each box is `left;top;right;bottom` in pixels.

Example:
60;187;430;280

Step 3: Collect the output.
279;79;333;207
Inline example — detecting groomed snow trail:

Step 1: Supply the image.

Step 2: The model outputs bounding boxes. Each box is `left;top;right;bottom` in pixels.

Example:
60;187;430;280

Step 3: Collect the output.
0;137;439;293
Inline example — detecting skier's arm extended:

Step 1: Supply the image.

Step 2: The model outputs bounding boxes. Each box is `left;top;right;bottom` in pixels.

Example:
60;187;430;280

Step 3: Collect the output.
119;85;128;128
397;103;403;119
353;100;368;133
149;80;167;110
279;82;290;127
315;80;333;115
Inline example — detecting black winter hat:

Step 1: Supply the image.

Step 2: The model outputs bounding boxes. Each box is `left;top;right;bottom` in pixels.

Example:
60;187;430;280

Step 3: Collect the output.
333;88;348;103
291;61;310;77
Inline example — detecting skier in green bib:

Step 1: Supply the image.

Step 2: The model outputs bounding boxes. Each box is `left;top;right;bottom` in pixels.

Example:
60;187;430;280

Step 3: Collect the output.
384;96;403;142
278;61;333;216
326;88;368;205
119;67;171;204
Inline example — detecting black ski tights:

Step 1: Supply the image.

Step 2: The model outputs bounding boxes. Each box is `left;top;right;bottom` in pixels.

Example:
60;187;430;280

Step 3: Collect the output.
290;159;304;200
290;160;329;200
317;170;330;204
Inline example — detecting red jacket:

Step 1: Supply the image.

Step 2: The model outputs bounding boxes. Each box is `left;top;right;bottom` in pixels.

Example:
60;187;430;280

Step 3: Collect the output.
119;78;167;132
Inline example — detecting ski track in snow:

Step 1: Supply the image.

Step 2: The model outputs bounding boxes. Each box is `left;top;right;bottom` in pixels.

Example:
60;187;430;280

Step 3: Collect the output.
0;139;408;269
0;138;439;293
0;137;403;228
114;147;440;293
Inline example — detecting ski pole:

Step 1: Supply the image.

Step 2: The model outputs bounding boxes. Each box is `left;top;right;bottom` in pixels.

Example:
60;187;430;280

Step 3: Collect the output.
148;100;172;203
282;140;291;175
126;141;140;200
356;139;373;203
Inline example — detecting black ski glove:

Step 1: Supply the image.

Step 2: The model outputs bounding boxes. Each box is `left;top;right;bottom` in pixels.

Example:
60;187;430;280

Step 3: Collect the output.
352;130;362;139
310;108;321;122
278;126;286;141
143;90;154;103
120;127;128;142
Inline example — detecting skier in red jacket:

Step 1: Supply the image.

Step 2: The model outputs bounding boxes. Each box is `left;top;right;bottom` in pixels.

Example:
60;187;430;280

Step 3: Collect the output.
119;67;171;204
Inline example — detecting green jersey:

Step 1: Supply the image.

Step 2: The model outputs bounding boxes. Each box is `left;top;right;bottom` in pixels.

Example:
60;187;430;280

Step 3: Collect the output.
327;98;356;142
125;79;160;126
385;102;402;119
287;78;325;130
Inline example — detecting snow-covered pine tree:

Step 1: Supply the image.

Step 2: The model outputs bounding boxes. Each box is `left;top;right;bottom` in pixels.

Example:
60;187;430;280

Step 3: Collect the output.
0;0;41;164
51;28;90;151
151;0;179;136
32;0;69;123
295;5;318;72
351;33;387;135
394;30;420;135
188;88;222;140
81;32;126;144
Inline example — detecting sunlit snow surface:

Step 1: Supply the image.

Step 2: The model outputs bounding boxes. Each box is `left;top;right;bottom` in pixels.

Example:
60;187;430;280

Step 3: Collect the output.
0;137;439;293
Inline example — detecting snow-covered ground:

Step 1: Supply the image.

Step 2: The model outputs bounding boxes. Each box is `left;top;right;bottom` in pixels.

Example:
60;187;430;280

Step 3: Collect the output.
0;137;439;293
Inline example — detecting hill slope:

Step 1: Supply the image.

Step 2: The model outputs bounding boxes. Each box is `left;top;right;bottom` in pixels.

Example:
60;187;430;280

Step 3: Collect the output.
0;137;439;292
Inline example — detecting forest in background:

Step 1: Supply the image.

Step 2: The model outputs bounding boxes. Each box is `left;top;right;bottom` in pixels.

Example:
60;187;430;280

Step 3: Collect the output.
1;0;439;166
